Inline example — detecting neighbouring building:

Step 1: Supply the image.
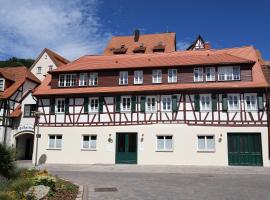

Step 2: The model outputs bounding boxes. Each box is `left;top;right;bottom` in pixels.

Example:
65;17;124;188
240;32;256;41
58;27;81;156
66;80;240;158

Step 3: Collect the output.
32;32;270;166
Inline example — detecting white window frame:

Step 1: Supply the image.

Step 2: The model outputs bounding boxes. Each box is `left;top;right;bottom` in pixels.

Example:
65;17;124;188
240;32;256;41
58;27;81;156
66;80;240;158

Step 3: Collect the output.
121;96;131;112
161;95;172;112
197;135;215;152
156;135;173;152
168;69;177;83
146;96;157;112
245;93;257;111
205;67;215;81
48;65;53;71
228;94;240;111
152;69;162;83
37;66;42;74
89;97;99;113
119;71;128;85
81;135;97;150
194;67;203;82
0;78;5;91
58;74;77;87
200;94;212;111
48;135;62;149
218;66;240;81
55;98;65;113
134;70;143;84
89;72;98;86
79;73;88;86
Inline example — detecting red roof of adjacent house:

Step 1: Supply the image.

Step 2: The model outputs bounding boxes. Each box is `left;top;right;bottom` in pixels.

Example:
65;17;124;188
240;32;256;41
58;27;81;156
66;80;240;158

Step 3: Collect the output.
0;66;41;99
10;105;22;118
103;32;176;55
34;46;268;97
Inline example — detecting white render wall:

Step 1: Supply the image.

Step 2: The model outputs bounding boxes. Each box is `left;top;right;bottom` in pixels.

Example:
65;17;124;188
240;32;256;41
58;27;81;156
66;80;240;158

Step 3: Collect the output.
33;124;269;166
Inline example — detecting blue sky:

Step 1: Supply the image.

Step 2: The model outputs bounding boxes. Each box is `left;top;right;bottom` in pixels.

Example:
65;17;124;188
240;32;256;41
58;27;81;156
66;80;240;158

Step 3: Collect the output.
0;0;269;61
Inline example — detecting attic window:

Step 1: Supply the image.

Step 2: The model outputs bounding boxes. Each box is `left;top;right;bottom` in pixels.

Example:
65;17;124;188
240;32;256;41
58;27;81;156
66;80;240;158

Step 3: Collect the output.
153;42;165;52
133;43;146;53
113;45;127;54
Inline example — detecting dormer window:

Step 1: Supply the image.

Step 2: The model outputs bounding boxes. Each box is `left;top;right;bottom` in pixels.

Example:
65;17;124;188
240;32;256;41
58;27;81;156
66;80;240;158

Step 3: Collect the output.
113;45;127;54
0;78;5;91
153;42;165;52
58;74;77;87
89;72;98;86
79;73;88;86
218;66;240;81
133;43;146;53
119;71;128;85
152;70;162;83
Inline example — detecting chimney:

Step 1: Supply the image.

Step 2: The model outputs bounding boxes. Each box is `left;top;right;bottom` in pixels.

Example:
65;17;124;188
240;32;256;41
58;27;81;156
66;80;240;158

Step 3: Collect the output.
134;29;140;42
204;42;211;50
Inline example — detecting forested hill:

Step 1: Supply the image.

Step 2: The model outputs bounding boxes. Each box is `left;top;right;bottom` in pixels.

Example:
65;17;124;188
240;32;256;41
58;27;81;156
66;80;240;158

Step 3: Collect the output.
0;57;35;68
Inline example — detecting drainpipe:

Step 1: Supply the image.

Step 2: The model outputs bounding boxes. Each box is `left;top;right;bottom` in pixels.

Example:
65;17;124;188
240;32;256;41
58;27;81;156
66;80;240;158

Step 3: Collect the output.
34;111;42;166
266;87;270;160
3;99;7;145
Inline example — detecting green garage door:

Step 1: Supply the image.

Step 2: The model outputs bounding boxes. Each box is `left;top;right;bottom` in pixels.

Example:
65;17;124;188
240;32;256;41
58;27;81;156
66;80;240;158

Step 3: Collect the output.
227;133;263;166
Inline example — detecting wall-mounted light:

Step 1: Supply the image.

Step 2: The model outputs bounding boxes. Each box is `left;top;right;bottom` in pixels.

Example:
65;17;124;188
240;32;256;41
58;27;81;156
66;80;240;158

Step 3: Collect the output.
140;134;144;142
108;134;113;143
218;134;223;143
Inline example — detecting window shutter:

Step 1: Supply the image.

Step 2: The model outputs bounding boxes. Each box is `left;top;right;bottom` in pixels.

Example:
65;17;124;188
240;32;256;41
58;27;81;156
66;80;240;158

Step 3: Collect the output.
212;94;217;111
140;96;145;113
50;98;55;114
222;94;228;112
99;97;104;113
172;95;178;112
257;93;264;111
65;98;69;114
115;96;121;112
131;96;136;112
83;97;89;114
194;94;200;111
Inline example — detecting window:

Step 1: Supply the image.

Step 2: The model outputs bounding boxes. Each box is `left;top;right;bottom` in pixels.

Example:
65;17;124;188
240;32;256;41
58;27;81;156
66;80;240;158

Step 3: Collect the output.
58;74;77;87
168;69;177;83
121;96;131;112
37;66;42;74
152;70;162;83
245;94;257;111
156;135;173;151
24;104;37;117
48;135;62;149
228;94;240;111
82;135;97;150
161;96;172;111
56;98;65;113
48;65;53;71
0;78;5;91
194;68;203;82
146;96;157;112
89;72;98;86
200;94;212;111
197;135;215;151
79;73;88;86
206;67;215;81
89;98;99;113
119;71;128;85
134;70;143;84
218;66;240;81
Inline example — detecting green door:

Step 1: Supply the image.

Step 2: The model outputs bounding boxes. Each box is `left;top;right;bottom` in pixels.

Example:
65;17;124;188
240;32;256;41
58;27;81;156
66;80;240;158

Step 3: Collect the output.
116;133;137;164
227;133;263;166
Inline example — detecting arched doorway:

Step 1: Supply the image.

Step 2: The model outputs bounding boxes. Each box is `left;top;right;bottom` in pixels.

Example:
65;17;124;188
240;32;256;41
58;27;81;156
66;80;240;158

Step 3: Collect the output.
15;132;34;160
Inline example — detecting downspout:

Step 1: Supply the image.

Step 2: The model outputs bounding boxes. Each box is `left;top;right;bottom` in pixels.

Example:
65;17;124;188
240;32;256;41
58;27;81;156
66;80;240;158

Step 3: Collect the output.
3;99;7;144
266;87;270;160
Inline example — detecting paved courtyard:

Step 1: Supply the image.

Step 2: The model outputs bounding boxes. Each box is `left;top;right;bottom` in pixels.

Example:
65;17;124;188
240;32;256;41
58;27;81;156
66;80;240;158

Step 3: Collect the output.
34;164;270;200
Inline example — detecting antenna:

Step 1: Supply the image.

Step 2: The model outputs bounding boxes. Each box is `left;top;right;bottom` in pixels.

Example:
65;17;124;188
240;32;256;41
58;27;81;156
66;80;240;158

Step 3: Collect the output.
166;25;169;33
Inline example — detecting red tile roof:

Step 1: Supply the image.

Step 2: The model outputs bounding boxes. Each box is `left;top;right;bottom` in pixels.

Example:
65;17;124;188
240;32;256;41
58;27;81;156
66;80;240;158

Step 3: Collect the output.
34;46;268;96
103;32;176;55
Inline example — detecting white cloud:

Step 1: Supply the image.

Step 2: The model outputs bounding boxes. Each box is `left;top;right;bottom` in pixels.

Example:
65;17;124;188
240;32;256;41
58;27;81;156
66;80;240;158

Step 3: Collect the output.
176;41;190;50
0;0;111;60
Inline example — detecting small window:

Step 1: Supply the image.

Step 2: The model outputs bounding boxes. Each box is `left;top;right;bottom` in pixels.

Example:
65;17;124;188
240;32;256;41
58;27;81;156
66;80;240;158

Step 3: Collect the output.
24;104;37;117
245;94;257;111
156;135;173;151
168;69;177;83
79;73;88;86
197;135;215;151
119;71;128;85
205;67;215;81
194;68;203;82
82;135;97;150
48;65;53;71
228;94;240;111
161;95;172;111
55;98;65;113
48;135;62;149
121;96;131;112
134;70;143;84
218;66;240;81
37;66;42;74
0;78;5;91
200;94;212;111
152;70;162;83
89;98;99;113
58;74;76;87
89;72;98;86
146;96;157;112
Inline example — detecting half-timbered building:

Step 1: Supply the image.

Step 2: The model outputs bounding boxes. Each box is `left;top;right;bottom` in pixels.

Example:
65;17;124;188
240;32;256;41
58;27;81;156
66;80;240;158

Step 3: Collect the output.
33;32;270;166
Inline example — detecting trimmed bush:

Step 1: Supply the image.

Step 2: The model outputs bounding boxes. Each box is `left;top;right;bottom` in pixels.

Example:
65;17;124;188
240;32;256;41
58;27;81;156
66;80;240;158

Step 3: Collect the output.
0;143;17;179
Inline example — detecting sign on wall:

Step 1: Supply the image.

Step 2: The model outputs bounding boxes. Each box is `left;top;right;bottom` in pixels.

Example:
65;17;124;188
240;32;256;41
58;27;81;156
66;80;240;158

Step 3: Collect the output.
18;124;34;132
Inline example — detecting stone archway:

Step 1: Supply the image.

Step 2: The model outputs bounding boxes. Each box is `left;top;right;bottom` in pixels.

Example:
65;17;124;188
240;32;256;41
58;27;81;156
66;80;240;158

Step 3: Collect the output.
15;132;34;160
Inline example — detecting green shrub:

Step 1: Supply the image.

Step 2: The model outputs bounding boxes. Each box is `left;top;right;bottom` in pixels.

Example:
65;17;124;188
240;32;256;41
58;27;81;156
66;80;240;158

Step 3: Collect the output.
33;175;56;190
0;191;16;200
0;143;17;179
